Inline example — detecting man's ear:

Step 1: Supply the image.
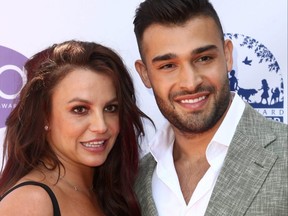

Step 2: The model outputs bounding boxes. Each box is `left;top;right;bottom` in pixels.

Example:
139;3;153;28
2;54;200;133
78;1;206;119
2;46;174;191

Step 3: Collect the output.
135;59;152;88
224;39;233;72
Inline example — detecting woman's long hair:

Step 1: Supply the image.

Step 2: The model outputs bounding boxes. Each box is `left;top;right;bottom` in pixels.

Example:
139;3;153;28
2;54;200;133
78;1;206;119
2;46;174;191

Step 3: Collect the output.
0;40;153;215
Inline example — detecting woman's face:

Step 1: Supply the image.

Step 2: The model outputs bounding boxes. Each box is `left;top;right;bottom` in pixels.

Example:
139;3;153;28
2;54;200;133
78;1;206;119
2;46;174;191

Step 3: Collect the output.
47;68;119;169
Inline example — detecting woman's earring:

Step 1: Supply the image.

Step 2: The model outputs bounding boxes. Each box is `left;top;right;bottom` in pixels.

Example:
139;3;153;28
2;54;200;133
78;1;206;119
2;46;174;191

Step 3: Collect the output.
44;125;49;131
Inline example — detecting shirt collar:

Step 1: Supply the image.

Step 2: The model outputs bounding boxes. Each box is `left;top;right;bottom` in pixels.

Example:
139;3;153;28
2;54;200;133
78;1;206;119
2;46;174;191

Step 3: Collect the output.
206;93;245;170
211;92;245;147
150;121;174;163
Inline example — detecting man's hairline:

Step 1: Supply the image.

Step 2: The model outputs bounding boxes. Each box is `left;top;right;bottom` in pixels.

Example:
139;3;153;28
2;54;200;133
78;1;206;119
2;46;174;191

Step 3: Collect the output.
137;15;224;64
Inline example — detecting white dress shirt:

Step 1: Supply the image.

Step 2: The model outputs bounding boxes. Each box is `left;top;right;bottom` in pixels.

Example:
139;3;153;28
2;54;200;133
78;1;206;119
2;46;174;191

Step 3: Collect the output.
150;93;245;216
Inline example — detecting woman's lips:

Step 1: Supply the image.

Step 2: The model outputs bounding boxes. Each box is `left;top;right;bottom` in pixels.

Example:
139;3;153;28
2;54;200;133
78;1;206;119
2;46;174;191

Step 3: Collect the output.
81;140;105;148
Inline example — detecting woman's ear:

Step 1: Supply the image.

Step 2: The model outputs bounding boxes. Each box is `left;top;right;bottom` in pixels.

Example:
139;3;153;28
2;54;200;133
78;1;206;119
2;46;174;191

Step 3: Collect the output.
135;60;152;88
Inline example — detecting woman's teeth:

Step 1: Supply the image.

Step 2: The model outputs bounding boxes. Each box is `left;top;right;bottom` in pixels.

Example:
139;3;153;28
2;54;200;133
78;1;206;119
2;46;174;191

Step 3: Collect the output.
81;141;104;148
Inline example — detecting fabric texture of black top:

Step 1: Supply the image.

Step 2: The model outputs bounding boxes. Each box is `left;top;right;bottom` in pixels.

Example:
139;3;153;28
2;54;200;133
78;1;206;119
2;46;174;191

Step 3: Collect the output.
0;181;61;216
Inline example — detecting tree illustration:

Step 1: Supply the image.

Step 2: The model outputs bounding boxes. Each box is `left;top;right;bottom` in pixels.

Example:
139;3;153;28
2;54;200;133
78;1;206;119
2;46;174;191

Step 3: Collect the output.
225;33;280;73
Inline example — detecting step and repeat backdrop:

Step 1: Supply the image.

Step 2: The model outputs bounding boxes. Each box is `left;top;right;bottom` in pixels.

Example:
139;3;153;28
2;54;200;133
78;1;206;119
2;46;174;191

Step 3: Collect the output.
0;0;287;162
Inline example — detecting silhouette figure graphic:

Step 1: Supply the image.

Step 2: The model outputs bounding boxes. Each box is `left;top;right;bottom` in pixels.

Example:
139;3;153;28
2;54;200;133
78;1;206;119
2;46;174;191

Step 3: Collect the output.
229;70;238;91
259;79;270;105
270;88;280;105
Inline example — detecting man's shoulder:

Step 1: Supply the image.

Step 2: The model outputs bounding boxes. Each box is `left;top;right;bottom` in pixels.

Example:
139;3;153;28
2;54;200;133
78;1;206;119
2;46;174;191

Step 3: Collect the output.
135;153;156;198
139;153;156;170
136;153;157;186
135;153;158;216
238;104;288;155
241;104;287;134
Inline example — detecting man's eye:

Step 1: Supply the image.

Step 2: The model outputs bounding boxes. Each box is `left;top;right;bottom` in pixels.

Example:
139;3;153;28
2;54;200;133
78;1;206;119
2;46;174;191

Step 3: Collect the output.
104;104;118;113
72;106;88;114
159;63;175;70
198;56;212;62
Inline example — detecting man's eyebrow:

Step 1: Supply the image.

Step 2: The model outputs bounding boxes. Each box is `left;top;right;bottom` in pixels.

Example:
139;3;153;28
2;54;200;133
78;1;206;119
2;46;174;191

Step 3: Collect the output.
151;45;218;63
192;44;218;55
152;53;177;63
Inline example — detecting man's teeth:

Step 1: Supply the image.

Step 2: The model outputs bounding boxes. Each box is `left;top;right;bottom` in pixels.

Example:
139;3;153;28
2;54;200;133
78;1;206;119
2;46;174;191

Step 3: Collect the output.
82;141;104;148
181;96;206;104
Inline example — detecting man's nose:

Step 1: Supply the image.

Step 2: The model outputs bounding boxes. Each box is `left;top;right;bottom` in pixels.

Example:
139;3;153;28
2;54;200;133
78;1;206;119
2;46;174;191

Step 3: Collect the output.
178;65;203;91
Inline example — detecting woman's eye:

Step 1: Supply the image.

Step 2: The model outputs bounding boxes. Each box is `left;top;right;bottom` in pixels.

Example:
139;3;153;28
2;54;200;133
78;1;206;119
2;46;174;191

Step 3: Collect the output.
104;104;118;113
72;106;88;114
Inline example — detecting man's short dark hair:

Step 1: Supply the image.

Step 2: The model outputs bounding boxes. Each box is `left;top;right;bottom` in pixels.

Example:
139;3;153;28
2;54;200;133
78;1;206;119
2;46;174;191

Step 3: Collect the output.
133;0;224;58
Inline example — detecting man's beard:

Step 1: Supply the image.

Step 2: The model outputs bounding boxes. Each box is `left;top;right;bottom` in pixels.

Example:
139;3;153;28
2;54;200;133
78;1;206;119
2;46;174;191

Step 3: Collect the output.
154;80;231;134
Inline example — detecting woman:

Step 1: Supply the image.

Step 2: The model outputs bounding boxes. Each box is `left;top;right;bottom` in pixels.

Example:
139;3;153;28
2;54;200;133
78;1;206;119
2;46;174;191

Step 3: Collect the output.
0;40;151;215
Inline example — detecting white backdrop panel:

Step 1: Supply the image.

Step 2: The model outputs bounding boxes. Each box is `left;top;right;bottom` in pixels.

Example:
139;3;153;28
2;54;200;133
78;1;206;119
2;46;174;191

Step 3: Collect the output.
0;0;287;163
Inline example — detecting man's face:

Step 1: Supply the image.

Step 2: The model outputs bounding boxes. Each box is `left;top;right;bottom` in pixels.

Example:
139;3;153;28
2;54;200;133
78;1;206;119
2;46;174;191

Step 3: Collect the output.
135;17;233;134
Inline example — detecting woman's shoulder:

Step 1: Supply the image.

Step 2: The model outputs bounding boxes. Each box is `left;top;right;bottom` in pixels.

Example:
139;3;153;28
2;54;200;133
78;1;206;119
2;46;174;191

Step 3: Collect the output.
0;180;55;216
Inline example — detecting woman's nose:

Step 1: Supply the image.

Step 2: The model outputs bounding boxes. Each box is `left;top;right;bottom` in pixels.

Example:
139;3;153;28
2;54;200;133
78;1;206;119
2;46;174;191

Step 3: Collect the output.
89;112;108;133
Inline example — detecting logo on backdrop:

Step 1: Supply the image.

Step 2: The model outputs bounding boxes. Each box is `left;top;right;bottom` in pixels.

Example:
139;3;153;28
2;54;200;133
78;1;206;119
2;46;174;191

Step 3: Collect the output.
225;33;285;122
0;45;28;128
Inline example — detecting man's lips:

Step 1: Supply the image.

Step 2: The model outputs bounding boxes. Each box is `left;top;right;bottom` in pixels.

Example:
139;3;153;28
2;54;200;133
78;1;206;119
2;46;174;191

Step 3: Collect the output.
174;92;209;104
180;95;206;104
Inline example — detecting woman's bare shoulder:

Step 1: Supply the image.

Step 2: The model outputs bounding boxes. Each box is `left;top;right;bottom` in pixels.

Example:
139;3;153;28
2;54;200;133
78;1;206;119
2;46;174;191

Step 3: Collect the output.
0;182;54;216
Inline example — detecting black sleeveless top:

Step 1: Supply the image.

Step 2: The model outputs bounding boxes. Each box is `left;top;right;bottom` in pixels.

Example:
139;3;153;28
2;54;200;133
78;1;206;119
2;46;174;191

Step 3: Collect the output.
0;181;61;216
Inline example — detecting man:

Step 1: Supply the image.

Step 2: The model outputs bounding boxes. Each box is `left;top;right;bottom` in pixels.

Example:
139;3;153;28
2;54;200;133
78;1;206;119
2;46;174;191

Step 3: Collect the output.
133;0;288;215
